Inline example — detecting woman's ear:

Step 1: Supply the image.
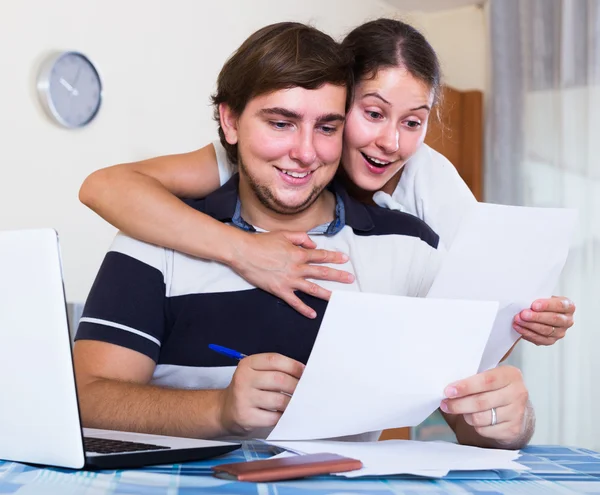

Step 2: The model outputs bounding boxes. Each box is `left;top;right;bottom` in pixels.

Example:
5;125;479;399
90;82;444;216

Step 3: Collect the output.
219;103;239;145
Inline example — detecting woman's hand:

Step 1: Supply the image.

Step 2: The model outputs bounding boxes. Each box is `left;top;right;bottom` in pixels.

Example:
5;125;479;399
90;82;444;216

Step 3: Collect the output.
513;296;575;346
229;231;354;319
440;366;534;449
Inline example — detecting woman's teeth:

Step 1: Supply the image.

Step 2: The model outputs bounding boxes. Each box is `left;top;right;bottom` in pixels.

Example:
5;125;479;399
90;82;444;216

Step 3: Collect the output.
361;152;391;168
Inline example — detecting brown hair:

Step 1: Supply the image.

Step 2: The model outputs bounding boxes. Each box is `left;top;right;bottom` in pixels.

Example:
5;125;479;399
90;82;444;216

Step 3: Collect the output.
212;22;354;165
342;18;443;118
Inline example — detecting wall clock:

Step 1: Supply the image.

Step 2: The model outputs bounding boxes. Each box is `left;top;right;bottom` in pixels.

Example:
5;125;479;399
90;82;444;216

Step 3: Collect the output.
37;51;102;129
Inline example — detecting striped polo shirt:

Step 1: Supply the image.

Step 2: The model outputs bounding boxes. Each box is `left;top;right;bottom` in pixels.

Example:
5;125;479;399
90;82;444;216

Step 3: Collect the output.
76;175;441;391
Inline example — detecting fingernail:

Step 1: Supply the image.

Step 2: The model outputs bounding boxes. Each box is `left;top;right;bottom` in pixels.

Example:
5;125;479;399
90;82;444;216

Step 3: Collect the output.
562;299;570;309
522;310;532;320
309;311;317;319
533;302;543;311
514;315;523;324
444;386;458;398
440;401;449;413
341;254;349;262
346;273;355;282
513;324;524;333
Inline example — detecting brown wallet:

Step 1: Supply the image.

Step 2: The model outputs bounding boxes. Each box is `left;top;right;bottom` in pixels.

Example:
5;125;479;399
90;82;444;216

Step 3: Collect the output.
212;452;363;482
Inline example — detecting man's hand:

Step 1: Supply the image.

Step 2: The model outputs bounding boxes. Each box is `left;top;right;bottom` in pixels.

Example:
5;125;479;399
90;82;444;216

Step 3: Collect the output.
513;296;575;346
217;353;305;436
440;366;534;449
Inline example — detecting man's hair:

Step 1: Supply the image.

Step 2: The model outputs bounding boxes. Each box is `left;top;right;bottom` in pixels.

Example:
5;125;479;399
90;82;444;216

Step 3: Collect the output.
212;22;354;165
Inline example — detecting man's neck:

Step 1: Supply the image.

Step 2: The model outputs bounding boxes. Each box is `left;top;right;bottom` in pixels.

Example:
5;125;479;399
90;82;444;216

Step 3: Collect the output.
238;180;336;233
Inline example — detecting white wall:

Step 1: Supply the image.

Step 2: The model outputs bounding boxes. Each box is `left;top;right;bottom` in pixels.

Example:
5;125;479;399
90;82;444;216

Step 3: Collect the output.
406;5;487;91
0;1;484;303
0;0;401;303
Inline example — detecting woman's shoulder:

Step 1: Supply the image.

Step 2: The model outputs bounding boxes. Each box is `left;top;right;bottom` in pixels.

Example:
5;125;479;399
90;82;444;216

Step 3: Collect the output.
213;139;238;186
403;144;467;186
392;144;477;247
395;144;475;207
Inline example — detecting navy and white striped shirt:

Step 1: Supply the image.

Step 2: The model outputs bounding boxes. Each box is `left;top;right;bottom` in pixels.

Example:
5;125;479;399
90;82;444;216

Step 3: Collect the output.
76;175;441;391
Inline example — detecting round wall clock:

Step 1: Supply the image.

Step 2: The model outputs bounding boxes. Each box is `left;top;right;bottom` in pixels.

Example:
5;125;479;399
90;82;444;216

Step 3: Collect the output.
37;51;102;129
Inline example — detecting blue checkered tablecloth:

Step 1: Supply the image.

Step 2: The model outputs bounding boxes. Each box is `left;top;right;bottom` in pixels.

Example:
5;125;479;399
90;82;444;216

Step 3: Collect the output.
1;442;600;494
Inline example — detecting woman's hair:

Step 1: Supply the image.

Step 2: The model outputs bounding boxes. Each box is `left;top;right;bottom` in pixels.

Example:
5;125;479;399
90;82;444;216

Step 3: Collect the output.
212;22;354;165
342;18;442;109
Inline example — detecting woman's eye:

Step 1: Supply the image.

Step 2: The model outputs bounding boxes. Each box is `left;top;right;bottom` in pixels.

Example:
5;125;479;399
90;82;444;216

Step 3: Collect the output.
366;110;383;120
405;120;422;129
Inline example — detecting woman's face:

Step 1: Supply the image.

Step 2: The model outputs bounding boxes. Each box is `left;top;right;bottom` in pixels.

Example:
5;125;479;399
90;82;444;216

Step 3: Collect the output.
342;67;434;193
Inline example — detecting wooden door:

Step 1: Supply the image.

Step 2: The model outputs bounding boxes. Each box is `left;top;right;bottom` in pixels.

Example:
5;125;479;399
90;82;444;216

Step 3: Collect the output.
425;86;484;200
379;86;483;442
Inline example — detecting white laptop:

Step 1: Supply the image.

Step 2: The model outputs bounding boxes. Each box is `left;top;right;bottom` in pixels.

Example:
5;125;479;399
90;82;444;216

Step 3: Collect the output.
0;228;240;470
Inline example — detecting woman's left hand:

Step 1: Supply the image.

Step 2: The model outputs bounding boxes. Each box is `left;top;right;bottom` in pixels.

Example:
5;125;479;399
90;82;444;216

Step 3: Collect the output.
440;366;533;448
513;296;575;346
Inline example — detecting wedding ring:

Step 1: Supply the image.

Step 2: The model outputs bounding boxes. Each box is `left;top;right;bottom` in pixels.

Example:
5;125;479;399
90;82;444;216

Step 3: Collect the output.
490;407;497;426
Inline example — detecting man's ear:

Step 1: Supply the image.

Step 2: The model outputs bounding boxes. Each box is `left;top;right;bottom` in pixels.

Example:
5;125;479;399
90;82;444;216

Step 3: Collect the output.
219;103;239;145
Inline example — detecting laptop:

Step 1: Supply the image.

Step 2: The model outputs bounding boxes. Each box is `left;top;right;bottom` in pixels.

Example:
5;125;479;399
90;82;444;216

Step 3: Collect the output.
0;228;240;470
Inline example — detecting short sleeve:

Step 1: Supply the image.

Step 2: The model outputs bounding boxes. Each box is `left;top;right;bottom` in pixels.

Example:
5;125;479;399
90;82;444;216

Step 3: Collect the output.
391;144;477;248
213;139;238;186
75;233;169;362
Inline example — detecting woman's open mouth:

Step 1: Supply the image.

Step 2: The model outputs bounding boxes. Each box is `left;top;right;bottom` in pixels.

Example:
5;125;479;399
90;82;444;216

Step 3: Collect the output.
360;152;393;175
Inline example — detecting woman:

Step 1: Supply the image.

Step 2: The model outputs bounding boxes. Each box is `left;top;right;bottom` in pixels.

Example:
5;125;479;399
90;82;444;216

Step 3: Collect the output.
80;19;573;447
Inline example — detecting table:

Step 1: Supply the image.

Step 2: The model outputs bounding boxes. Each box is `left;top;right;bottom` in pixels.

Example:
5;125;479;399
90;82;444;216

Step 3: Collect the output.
1;442;600;494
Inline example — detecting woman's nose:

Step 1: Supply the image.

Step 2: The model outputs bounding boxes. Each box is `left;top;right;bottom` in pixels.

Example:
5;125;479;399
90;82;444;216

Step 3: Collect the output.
376;125;400;154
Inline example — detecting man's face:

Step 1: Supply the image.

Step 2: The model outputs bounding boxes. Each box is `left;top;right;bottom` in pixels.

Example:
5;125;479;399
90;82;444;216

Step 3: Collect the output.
226;84;347;215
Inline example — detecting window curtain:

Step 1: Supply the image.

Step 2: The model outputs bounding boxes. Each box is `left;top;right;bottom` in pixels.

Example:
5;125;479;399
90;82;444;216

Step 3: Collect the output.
487;0;600;449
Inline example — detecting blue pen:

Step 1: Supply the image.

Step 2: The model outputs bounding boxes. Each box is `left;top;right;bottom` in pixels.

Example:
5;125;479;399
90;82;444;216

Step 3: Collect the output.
208;344;247;361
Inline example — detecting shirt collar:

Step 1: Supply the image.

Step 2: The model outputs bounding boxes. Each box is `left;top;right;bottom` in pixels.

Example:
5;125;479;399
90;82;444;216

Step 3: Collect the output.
197;174;374;235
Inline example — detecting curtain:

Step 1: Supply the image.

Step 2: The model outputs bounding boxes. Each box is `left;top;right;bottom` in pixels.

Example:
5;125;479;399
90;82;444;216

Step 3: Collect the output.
487;0;600;449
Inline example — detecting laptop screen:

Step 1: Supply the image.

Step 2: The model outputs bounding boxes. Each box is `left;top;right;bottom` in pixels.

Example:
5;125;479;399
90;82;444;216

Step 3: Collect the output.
0;229;85;468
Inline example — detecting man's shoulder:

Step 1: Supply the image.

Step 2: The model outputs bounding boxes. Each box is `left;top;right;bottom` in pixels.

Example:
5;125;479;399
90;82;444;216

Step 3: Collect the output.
182;174;239;221
354;201;440;249
107;232;167;273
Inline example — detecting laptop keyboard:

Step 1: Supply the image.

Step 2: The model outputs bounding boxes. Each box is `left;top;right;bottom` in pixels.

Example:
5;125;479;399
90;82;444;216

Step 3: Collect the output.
84;436;171;454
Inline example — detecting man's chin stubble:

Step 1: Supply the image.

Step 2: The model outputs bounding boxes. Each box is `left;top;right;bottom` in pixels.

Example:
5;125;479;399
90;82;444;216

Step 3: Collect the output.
239;159;326;216
256;187;322;216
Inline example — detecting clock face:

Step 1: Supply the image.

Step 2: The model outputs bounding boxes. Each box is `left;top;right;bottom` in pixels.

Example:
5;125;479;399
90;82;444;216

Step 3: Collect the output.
39;52;102;128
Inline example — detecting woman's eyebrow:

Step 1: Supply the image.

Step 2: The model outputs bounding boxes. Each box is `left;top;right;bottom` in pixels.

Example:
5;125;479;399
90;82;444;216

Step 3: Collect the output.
410;104;431;112
362;92;390;105
362;92;431;113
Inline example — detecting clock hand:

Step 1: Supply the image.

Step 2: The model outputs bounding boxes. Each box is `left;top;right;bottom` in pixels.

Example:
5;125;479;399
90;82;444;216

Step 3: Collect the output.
72;64;82;87
59;77;75;93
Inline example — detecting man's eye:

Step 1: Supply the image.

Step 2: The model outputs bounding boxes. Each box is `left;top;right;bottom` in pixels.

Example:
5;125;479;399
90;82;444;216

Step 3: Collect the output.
320;126;338;134
270;121;291;130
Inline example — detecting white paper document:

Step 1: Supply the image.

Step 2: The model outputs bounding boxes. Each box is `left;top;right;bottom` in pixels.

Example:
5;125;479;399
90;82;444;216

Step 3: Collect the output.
427;203;577;371
267;292;498;441
267;439;527;478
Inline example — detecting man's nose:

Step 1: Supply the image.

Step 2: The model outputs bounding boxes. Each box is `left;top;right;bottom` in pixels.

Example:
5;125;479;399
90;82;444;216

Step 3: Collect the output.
290;129;317;166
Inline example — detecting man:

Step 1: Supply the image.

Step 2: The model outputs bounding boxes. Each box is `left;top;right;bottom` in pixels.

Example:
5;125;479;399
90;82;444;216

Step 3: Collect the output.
74;22;533;448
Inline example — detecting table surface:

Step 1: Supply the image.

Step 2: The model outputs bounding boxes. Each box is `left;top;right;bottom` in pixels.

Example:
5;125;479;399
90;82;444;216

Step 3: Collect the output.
2;442;600;494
